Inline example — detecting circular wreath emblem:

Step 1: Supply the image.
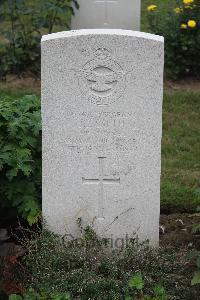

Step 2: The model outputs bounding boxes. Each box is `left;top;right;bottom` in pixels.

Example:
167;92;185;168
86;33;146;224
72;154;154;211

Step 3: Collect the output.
78;48;126;106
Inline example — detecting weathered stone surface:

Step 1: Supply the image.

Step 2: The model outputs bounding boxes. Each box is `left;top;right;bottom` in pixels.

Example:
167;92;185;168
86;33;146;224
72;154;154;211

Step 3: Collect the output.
42;29;164;246
71;0;141;31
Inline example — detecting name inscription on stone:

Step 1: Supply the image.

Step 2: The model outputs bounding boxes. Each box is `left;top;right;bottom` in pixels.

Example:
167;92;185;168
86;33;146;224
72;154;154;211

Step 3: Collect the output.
65;110;133;128
63;110;136;154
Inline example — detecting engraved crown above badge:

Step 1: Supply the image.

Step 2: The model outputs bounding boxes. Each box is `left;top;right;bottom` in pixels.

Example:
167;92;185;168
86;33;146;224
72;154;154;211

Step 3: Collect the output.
78;48;126;106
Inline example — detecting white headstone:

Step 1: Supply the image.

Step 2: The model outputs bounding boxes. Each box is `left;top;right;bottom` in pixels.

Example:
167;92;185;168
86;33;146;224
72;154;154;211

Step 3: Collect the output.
42;29;164;247
71;0;141;31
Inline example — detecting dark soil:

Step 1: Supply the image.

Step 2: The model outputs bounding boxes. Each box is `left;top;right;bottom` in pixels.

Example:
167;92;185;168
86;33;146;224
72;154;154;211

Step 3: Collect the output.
164;78;200;92
160;213;200;249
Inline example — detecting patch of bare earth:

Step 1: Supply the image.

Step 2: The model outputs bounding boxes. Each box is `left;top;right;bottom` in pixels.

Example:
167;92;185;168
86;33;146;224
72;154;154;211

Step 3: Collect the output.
160;213;200;249
164;78;200;92
0;74;41;93
1;75;200;93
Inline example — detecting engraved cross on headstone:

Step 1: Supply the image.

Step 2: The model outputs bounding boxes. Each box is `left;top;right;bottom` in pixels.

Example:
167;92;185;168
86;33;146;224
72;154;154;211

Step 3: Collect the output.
95;0;119;25
82;157;120;218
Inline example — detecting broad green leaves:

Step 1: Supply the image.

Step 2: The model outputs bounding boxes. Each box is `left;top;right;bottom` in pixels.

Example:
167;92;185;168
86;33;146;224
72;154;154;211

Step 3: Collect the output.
9;295;22;300
128;273;144;290
0;94;41;225
127;274;167;299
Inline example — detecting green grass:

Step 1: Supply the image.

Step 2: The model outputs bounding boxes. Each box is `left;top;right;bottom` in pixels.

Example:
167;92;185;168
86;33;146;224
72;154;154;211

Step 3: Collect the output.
1;89;200;212
161;92;200;212
0;89;38;98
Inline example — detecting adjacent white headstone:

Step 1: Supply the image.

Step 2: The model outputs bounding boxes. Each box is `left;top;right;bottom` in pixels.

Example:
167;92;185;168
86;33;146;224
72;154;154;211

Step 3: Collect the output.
42;29;164;246
71;0;141;31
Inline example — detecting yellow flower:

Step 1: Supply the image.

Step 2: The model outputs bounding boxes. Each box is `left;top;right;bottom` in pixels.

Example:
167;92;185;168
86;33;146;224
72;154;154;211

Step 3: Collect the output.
174;7;182;13
181;23;187;29
183;0;194;4
187;20;197;28
147;4;157;12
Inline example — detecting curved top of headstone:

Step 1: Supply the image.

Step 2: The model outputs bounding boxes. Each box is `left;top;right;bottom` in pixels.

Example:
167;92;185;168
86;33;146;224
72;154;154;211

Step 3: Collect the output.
42;29;164;43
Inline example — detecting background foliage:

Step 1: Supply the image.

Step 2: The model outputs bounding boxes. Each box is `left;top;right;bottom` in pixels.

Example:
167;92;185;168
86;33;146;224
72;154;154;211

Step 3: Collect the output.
1;0;200;79
0;94;41;225
147;0;200;78
0;0;79;77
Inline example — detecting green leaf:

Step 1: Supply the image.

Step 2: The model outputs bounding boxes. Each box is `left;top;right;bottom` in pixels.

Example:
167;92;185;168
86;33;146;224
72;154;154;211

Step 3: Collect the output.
153;284;166;296
196;256;200;269
188;250;200;260
128;273;144;290
125;296;132;300
192;224;200;234
22;288;42;299
125;295;133;300
27;211;40;226
195;190;200;197
18;196;41;225
191;271;200;285
9;295;22;300
51;293;71;300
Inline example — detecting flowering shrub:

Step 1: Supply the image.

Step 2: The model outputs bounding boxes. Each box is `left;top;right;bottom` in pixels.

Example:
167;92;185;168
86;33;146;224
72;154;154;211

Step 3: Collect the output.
147;0;200;78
